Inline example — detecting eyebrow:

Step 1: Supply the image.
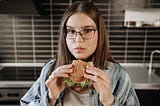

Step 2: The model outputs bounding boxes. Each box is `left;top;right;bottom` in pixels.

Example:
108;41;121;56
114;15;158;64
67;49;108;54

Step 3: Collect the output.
66;25;96;29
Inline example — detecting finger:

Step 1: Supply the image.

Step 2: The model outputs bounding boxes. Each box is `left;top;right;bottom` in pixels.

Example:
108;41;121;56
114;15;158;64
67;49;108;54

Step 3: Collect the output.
51;68;72;76
86;66;106;80
60;64;73;69
51;65;73;78
84;73;109;88
91;77;110;94
86;66;103;76
87;75;105;91
92;81;99;92
46;73;68;86
84;73;100;82
50;73;69;79
56;64;73;73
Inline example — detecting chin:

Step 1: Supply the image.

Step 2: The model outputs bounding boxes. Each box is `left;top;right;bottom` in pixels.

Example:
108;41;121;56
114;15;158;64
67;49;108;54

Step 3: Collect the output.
73;54;90;60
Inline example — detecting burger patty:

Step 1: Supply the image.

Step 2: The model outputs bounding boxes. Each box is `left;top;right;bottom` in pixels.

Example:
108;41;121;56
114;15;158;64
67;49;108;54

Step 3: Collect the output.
70;60;88;83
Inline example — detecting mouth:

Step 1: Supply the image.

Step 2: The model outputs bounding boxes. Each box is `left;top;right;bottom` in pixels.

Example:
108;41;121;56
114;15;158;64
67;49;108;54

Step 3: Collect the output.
75;47;85;51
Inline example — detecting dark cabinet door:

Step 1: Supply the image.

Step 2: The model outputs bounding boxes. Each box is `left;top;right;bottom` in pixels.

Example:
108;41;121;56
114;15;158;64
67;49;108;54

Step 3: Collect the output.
136;89;160;106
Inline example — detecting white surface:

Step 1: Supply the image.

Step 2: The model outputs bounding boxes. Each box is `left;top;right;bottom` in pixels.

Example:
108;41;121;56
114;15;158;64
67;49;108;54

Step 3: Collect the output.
124;9;160;25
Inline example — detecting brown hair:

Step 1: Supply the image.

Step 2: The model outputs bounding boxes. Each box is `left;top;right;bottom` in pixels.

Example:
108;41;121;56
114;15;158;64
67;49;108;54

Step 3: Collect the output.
54;1;115;70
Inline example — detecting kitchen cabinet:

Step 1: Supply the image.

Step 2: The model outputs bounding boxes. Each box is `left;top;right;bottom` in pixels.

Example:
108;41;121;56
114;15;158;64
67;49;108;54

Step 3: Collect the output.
136;89;160;106
0;63;43;106
121;63;160;106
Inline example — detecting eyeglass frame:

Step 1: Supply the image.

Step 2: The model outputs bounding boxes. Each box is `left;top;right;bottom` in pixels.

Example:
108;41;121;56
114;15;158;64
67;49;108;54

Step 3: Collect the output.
64;27;97;40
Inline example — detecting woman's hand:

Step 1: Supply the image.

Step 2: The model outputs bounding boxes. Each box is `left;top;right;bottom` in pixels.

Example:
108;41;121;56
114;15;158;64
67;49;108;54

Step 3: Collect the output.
45;64;73;104
84;66;114;106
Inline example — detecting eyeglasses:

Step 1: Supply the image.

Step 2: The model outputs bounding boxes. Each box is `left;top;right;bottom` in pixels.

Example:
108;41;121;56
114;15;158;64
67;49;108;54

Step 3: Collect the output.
65;28;97;40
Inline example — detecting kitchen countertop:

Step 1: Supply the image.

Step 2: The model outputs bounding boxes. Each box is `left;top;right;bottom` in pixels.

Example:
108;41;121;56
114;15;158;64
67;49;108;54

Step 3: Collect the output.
121;63;160;90
0;63;160;90
0;81;34;88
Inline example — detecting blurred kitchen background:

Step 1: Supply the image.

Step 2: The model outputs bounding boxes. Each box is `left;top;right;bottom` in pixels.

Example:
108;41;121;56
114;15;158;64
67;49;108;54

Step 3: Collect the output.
0;0;160;106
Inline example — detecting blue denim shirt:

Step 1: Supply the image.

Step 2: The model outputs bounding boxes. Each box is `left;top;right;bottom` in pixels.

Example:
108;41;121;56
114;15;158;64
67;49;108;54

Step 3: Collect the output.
20;59;140;106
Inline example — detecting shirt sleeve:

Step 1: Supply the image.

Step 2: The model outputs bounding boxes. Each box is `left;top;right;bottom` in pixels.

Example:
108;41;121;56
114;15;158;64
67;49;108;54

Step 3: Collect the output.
108;63;140;106
20;59;56;106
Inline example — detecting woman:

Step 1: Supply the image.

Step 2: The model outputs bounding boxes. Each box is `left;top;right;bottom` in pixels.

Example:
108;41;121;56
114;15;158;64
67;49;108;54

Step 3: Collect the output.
20;1;140;106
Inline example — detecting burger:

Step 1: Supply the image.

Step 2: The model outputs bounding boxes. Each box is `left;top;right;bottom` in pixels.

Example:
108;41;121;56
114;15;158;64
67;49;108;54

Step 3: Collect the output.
63;60;93;88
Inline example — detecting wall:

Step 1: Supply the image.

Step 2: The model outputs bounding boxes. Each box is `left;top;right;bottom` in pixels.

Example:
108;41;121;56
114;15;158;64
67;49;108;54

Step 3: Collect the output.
0;0;160;63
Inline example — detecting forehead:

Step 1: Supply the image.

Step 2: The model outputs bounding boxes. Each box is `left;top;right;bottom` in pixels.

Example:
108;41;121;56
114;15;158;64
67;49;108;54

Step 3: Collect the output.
66;13;96;28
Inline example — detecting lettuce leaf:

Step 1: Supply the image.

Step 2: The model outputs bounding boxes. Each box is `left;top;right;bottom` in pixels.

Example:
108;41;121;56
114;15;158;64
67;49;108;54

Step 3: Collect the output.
63;78;75;87
63;78;92;88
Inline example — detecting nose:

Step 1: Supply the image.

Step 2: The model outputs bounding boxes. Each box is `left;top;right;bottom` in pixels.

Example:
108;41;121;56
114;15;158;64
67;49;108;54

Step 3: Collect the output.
75;34;84;42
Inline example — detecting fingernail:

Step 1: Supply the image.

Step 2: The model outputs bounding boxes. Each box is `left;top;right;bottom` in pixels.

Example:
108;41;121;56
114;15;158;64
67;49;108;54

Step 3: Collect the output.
70;69;73;72
86;69;89;72
84;74;87;78
64;74;68;77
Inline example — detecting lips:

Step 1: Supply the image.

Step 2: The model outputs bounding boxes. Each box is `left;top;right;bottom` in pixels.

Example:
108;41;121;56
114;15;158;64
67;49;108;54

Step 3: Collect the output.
75;47;85;51
75;47;84;50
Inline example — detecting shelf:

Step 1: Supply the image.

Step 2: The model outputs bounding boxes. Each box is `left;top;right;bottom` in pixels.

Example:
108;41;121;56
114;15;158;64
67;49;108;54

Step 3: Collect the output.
124;8;160;28
123;26;160;29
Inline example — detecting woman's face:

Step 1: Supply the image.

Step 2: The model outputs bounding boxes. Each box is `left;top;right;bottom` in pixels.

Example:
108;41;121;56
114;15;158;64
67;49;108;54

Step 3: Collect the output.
65;13;98;60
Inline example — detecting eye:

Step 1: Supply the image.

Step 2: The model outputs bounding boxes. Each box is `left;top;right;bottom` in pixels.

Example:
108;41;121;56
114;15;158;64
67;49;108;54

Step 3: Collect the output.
83;29;93;33
66;29;76;34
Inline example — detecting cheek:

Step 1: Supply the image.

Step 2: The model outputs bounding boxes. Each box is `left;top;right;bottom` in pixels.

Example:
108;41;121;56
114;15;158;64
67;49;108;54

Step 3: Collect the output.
66;40;73;51
88;37;98;52
92;41;97;51
92;35;98;49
